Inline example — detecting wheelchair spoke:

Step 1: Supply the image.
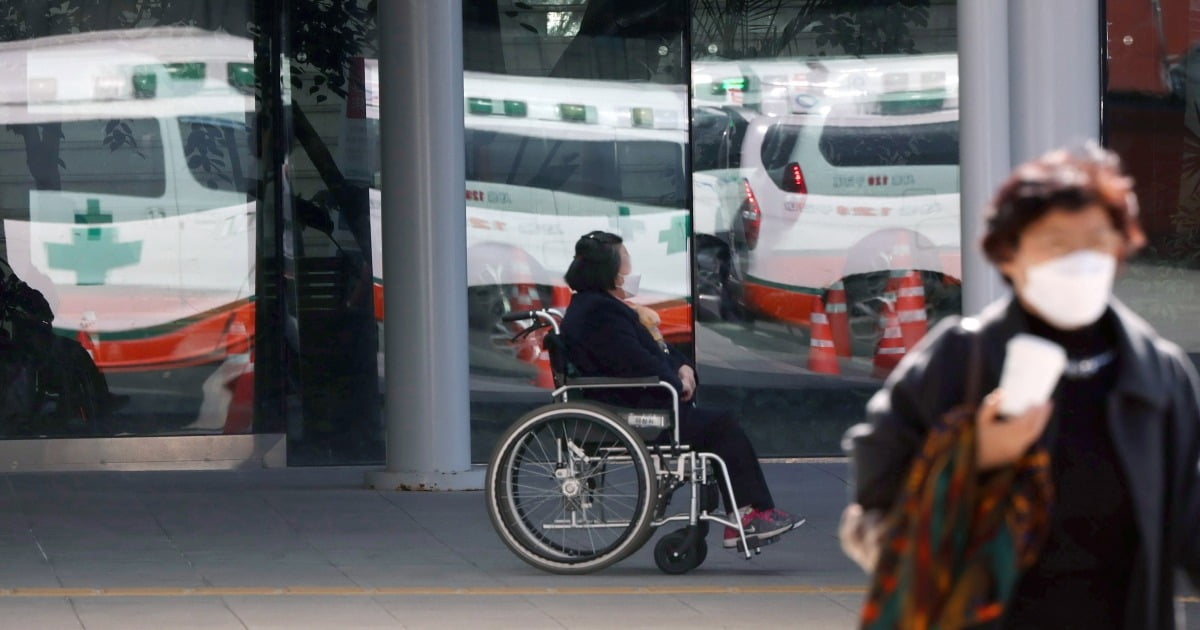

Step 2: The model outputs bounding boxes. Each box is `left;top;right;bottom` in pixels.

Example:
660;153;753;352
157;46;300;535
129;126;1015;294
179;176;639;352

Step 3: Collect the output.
493;405;656;569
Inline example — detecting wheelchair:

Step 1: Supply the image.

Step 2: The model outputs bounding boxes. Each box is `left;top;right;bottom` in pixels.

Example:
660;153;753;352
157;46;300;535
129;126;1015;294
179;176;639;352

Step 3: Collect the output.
486;307;784;575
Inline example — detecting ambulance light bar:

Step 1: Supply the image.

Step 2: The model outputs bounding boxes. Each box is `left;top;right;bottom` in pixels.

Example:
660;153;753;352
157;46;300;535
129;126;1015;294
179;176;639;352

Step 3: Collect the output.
558;103;596;123
467;97;528;117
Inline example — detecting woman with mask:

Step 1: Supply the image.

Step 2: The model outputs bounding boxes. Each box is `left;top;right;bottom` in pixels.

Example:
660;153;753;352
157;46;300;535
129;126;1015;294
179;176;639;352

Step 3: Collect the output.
842;146;1200;628
560;230;803;549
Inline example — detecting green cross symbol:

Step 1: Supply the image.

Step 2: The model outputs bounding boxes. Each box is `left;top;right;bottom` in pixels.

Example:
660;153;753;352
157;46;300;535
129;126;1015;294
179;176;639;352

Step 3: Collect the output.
658;214;690;255
46;199;143;286
76;199;112;240
608;206;646;238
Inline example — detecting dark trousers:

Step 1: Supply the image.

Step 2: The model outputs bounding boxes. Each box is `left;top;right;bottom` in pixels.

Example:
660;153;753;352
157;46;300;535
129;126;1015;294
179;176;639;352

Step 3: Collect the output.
674;405;774;513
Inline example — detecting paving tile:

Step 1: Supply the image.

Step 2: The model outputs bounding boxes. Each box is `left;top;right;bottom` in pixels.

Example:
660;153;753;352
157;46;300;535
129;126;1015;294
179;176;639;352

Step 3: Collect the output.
71;597;243;630
372;595;563;629
0;597;83;630
222;595;400;629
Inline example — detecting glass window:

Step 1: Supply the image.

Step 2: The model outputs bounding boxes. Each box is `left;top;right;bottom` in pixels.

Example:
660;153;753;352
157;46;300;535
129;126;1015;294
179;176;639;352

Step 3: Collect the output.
691;0;960;456
178;115;256;194
56;119;166;198
818;119;958;167
0;9;259;441
1105;0;1200;367
463;0;689;462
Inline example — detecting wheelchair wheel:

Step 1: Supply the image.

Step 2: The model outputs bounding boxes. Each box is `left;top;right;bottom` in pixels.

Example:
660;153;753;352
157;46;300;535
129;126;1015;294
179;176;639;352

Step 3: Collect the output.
487;402;658;575
654;528;707;575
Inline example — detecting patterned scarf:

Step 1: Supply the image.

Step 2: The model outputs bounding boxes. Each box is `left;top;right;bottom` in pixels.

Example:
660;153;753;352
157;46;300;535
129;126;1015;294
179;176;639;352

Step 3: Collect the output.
860;406;1054;630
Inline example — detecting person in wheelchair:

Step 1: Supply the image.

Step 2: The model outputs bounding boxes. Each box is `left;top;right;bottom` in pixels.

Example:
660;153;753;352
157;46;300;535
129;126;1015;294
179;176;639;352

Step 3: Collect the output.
560;230;803;549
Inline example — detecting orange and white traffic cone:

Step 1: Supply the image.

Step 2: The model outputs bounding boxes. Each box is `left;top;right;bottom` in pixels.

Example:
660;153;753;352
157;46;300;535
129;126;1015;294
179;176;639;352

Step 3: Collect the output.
221;317;254;434
533;347;556;389
223;361;255;434
807;298;840;375
825;280;851;357
78;310;99;361
872;302;906;379
76;329;96;361
512;283;542;313
894;271;928;350
550;285;573;310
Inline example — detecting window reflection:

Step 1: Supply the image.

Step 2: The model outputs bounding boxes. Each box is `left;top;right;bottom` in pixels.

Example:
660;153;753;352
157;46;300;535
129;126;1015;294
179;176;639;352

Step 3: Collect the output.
463;0;689;460
690;0;960;456
1106;0;1200;364
0;25;257;438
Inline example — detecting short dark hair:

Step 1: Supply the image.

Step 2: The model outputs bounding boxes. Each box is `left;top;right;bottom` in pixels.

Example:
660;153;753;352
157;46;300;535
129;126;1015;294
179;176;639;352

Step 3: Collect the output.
982;144;1145;269
564;231;623;292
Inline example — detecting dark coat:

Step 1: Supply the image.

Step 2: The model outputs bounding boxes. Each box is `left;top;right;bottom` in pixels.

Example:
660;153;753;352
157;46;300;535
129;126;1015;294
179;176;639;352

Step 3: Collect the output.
846;296;1200;630
560;290;691;410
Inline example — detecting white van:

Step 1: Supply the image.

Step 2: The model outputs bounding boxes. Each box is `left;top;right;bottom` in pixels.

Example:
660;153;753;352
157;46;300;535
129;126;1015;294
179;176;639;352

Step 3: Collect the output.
691;54;962;341
734;104;960;324
0;27;257;370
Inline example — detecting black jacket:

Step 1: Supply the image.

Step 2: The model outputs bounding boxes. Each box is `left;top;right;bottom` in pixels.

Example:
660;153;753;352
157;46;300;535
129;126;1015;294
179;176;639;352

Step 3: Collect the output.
846;296;1200;629
560;290;691;409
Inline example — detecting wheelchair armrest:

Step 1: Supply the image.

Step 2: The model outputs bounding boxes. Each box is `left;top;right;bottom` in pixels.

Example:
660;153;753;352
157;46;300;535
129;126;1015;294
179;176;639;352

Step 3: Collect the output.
564;376;660;387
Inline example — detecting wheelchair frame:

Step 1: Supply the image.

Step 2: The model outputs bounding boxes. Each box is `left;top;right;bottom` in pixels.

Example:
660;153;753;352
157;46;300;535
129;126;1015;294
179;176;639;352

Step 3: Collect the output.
485;308;767;575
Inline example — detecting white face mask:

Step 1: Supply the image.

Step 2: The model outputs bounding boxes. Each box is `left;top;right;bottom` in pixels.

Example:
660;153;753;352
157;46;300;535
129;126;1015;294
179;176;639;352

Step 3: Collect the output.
619;272;641;298
1019;250;1116;330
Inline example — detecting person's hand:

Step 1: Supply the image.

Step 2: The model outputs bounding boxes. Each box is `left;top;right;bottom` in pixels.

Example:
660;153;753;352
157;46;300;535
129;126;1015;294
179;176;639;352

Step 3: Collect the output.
975;389;1052;471
677;365;697;402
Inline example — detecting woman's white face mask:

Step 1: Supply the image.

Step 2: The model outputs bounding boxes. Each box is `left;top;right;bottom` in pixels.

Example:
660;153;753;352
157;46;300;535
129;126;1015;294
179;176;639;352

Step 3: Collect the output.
1019;250;1116;329
618;272;641;298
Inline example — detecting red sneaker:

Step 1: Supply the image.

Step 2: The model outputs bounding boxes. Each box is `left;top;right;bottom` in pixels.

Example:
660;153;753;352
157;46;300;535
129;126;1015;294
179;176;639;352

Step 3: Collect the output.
723;508;804;548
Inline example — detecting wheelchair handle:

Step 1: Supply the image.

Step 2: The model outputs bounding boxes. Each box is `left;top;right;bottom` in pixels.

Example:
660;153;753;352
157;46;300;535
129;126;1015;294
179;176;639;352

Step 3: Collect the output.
500;310;537;323
502;308;563;335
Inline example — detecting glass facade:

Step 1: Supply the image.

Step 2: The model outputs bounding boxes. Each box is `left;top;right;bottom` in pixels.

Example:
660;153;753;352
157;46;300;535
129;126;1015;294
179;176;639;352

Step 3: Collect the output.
0;1;383;464
1105;0;1200;370
0;4;261;438
31;1;1183;465
462;0;692;461
462;0;960;457
688;1;960;454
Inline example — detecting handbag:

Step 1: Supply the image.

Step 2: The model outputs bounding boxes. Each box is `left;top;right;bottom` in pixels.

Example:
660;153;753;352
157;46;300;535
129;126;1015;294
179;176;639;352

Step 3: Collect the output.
847;325;1055;629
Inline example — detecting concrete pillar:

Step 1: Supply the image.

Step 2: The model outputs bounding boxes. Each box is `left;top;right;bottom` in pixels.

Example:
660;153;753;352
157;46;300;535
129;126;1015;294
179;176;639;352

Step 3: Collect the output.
1009;0;1102;162
958;0;1011;314
366;0;484;491
959;0;1102;313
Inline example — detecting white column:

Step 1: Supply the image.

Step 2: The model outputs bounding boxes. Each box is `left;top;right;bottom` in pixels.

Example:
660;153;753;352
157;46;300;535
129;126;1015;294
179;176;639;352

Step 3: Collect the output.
1008;0;1102;162
366;0;483;491
958;0;1012;314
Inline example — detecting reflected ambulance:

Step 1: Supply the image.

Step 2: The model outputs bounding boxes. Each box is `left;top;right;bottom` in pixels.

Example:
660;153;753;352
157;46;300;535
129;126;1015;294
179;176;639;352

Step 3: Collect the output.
0;27;257;373
353;62;695;348
691;54;961;342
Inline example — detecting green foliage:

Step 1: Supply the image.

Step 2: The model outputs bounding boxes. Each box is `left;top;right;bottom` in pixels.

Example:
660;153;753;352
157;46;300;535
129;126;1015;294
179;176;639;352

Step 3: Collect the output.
692;0;932;59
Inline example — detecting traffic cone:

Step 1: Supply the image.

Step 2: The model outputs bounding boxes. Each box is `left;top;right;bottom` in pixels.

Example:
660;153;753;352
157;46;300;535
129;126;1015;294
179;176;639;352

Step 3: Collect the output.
223;361;255;434
872;302;906;379
76;329;96;361
221;317;254;434
512;283;542;312
225;319;250;356
807;298;840;375
825;281;851;357
533;347;556;389
78;310;99;361
551;285;573;310
894;271;928;350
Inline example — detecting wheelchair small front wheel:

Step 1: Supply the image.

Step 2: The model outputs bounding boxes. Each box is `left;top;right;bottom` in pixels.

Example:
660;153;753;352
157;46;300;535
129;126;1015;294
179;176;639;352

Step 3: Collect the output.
653;528;707;575
487;402;658;575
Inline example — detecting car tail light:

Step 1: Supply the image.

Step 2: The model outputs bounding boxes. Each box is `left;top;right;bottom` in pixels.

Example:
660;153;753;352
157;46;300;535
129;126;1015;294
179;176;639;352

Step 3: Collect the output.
781;162;807;194
740;178;762;250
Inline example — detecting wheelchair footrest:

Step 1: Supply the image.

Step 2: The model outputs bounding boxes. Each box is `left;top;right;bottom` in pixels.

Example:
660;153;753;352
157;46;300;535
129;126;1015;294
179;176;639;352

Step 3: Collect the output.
727;518;806;555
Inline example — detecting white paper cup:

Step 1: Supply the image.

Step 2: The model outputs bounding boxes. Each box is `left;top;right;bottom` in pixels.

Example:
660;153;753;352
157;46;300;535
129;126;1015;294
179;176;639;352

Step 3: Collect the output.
997;334;1066;417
